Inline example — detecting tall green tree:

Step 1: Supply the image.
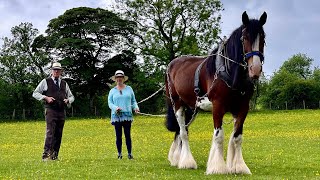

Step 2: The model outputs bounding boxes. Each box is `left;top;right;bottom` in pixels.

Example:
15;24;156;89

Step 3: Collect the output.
313;68;320;82
33;7;137;115
280;53;313;79
115;0;223;80
0;22;49;84
0;22;47;119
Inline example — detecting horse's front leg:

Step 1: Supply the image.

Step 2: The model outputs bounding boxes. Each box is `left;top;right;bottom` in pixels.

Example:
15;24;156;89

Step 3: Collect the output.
226;109;251;174
206;102;228;174
176;107;197;169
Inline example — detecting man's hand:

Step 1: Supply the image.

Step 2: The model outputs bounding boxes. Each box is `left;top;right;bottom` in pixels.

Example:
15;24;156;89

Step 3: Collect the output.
134;108;140;113
63;99;69;104
44;96;55;103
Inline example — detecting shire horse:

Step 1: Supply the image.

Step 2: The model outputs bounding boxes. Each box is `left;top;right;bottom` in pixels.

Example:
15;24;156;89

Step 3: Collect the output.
165;11;267;174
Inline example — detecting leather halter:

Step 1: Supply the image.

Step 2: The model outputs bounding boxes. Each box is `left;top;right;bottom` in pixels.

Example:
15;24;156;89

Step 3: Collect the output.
244;51;264;63
241;27;265;64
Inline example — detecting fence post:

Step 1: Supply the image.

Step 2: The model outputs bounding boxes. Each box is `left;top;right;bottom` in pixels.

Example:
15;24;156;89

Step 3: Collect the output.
22;108;26;119
285;101;288;110
12;109;16;120
269;102;272;110
303;100;305;109
72;106;74;117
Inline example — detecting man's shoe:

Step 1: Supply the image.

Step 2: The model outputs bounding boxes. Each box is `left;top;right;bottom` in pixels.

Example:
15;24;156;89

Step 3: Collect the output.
50;151;59;160
118;155;123;159
42;153;51;161
128;154;133;159
42;157;51;161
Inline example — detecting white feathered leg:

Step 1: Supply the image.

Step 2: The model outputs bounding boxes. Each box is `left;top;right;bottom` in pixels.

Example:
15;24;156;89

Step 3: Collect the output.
168;134;181;166
226;133;251;174
206;128;228;174
176;107;197;169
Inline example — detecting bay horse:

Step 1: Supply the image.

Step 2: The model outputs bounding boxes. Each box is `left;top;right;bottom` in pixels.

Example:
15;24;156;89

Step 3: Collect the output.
165;11;267;174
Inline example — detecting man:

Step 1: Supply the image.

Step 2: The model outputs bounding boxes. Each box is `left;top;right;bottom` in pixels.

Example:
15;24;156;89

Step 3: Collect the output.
32;62;74;161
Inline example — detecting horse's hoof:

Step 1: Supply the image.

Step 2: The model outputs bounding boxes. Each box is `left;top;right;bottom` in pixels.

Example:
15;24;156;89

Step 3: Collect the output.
228;165;251;174
206;167;228;175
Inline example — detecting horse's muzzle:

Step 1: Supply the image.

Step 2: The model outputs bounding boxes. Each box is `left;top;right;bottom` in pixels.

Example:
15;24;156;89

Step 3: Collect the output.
248;56;262;79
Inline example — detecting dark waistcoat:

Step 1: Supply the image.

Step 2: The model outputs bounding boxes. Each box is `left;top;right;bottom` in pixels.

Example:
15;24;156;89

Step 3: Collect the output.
43;78;67;111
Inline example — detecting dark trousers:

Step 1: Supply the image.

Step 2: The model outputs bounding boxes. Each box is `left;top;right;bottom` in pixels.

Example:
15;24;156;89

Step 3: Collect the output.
113;121;132;155
44;108;65;156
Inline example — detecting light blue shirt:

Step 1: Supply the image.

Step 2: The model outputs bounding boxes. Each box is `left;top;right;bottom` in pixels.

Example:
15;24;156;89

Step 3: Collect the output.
108;85;139;122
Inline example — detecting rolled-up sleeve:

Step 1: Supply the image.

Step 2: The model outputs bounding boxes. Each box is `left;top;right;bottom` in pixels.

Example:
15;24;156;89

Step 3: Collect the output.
130;88;139;110
65;83;75;104
32;79;47;101
108;89;117;112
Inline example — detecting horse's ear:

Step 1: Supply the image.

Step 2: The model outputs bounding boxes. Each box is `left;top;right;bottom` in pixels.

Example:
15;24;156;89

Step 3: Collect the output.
259;12;267;26
242;11;249;26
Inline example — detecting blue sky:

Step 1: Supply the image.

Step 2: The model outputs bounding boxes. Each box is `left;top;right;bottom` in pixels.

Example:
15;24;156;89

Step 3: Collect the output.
0;0;319;76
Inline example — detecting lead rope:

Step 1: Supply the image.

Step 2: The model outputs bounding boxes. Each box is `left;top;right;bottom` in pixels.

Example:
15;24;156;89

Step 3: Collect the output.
134;85;166;117
137;85;164;104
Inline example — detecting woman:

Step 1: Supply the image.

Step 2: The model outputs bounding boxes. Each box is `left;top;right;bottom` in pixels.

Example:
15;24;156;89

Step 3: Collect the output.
108;70;139;159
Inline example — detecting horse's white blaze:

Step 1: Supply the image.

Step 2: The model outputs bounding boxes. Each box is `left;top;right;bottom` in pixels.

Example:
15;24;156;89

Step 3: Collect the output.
196;97;212;111
226;133;251;174
175;107;197;169
249;34;262;78
206;128;228;174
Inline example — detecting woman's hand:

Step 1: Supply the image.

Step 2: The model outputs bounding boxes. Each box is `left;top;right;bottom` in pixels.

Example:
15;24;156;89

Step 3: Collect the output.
116;107;122;112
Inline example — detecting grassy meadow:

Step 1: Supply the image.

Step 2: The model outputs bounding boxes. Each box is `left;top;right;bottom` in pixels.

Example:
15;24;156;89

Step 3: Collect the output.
0;110;320;179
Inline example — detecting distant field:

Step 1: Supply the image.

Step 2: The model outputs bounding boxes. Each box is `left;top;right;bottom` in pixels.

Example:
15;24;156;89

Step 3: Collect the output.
0;110;320;179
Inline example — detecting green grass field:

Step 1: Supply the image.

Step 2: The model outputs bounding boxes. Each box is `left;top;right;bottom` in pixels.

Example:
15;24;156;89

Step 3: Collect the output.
1;110;320;179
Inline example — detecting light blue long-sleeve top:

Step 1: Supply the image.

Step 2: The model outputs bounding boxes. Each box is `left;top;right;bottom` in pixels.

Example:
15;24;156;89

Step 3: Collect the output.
108;85;139;123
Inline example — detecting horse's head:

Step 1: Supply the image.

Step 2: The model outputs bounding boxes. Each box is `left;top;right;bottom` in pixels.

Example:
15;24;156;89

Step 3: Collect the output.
241;11;267;80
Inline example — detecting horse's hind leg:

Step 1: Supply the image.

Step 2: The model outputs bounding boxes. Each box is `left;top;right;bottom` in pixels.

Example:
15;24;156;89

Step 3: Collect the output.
176;107;197;169
168;132;182;166
226;114;251;174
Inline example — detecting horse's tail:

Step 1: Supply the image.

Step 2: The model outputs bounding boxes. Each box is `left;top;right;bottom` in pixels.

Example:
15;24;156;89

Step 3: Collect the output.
165;74;193;132
165;101;193;132
165;100;179;132
165;73;179;132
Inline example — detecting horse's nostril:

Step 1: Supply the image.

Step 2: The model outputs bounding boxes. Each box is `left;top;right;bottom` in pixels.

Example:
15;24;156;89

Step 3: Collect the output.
252;75;259;79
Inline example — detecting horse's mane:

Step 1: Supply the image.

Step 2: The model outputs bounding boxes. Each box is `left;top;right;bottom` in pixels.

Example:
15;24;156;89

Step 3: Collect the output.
206;19;265;86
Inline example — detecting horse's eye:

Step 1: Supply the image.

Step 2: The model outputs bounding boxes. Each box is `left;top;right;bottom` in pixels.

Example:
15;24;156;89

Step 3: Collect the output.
242;36;248;41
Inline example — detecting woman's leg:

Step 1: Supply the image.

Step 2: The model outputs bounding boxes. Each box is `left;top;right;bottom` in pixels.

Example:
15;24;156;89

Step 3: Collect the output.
114;122;123;157
123;121;132;157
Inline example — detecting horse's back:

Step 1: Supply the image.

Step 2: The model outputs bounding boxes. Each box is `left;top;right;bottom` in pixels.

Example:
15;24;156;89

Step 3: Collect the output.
168;56;206;106
169;56;205;81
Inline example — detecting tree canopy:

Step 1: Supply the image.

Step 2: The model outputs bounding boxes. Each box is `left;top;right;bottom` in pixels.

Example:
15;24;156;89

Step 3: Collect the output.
0;22;46;119
115;0;223;79
279;53;313;79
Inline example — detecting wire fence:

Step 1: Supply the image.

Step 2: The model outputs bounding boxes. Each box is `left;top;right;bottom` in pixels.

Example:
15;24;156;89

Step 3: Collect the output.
268;100;320;110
